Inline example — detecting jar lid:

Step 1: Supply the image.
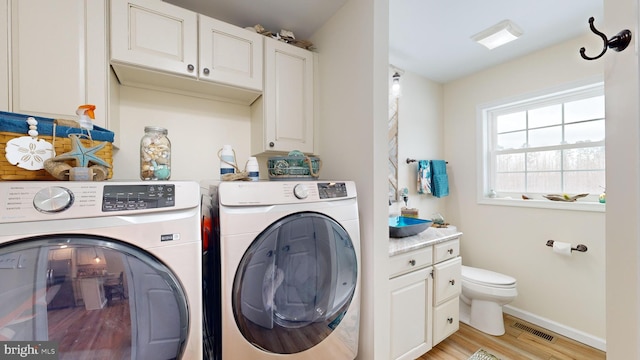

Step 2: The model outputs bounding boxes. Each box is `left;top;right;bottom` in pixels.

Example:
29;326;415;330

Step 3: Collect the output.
144;126;168;134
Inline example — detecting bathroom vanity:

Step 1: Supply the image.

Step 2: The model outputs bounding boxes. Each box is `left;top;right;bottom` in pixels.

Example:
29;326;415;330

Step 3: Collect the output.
389;226;462;360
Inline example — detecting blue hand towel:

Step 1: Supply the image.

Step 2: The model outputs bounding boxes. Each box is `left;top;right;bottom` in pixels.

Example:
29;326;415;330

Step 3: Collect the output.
417;160;431;194
430;160;449;198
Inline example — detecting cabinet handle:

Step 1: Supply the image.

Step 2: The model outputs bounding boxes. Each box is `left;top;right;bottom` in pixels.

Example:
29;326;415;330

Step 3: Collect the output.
408;259;416;266
269;142;275;148
203;67;210;75
447;317;453;324
187;64;195;72
449;279;455;285
447;248;454;254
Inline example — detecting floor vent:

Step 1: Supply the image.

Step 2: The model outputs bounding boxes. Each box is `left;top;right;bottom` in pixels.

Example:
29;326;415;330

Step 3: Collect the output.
512;322;555;342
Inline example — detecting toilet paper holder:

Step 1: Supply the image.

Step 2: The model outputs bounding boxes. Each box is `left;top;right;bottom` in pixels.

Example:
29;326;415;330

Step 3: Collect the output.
546;240;588;253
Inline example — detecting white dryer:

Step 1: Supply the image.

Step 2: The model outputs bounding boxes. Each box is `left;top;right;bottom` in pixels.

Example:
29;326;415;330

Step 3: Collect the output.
205;180;361;359
0;181;205;359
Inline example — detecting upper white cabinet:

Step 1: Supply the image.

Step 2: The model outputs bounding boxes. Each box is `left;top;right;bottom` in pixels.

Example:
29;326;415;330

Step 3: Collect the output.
6;0;118;141
199;16;263;91
111;0;197;79
110;0;263;104
251;37;314;154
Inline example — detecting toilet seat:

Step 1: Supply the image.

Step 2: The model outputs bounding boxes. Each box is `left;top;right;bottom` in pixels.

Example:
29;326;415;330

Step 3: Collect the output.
462;265;516;288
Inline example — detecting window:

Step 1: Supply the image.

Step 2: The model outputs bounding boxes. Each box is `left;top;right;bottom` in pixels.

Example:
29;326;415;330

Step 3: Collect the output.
479;81;605;209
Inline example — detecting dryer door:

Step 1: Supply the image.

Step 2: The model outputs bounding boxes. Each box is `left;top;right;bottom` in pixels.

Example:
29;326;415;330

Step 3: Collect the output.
0;235;188;360
233;212;358;354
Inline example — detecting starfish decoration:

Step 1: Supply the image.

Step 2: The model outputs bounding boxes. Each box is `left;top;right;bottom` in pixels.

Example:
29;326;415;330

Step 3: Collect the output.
51;134;112;168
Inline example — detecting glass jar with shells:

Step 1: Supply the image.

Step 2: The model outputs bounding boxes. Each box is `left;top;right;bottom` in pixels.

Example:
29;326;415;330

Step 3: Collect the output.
140;126;171;180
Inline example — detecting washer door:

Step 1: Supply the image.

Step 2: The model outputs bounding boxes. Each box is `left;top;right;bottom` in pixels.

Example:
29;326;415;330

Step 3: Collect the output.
0;235;188;360
232;212;358;354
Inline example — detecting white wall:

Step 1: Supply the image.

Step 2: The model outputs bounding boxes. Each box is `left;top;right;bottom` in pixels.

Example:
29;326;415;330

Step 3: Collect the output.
604;0;640;357
442;35;606;347
312;0;389;359
111;86;253;181
391;69;446;219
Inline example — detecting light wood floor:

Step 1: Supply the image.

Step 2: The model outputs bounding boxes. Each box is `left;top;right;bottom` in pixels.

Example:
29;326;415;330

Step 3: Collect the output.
420;314;606;360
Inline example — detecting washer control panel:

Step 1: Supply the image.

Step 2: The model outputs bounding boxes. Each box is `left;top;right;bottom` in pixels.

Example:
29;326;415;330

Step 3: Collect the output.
33;186;74;213
102;184;175;212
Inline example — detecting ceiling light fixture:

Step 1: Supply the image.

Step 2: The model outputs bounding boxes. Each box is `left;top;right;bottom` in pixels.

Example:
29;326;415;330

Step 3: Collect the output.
472;20;523;50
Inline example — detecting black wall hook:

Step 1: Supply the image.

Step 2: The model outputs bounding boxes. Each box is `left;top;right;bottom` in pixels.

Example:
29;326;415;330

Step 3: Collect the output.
580;17;632;61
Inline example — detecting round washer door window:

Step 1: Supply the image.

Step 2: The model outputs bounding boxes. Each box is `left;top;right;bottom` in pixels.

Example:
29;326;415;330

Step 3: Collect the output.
0;235;188;360
232;212;358;354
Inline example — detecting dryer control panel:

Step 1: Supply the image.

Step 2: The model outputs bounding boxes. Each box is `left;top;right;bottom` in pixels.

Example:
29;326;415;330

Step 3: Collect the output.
317;182;348;199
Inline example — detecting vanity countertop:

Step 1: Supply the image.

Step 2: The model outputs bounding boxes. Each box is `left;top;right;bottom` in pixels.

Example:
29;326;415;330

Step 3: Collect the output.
389;225;462;256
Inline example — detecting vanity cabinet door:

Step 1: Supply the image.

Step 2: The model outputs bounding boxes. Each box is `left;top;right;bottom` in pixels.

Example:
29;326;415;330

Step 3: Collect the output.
433;256;462;305
433;297;459;345
111;0;198;78
389;267;433;360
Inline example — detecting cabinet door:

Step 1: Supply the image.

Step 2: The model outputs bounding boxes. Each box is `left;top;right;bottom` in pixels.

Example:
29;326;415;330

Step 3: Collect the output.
199;15;263;91
433;297;459;345
10;0;108;122
433;257;462;305
263;38;314;153
0;0;7;111
111;0;198;78
389;267;433;360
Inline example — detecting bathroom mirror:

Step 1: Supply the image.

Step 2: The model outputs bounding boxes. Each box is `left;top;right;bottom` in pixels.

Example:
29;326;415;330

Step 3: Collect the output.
389;95;398;202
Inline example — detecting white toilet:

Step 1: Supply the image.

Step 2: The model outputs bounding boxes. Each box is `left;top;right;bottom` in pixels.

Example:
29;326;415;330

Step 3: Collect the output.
459;265;517;336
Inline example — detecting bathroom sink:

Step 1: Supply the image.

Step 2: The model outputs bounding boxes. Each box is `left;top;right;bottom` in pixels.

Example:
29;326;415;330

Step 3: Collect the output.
389;216;433;238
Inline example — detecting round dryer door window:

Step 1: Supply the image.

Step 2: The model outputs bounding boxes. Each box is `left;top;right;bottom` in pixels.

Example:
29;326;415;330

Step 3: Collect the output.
232;212;358;354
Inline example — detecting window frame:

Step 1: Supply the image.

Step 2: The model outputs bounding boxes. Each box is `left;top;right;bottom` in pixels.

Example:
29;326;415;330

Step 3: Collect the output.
477;78;605;212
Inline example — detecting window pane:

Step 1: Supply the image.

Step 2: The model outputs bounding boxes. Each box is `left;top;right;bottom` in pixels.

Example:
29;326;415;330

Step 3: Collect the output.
484;83;604;199
565;120;605;143
563;147;605;170
528;126;562;147
496;153;525;172
496;131;526;149
527;171;561;193
495;172;525;192
565;95;605;123
564;170;605;194
529;104;561;128
527;150;561;171
496;111;526;133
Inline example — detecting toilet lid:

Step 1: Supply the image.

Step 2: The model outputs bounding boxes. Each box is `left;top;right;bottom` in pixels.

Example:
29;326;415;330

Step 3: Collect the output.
462;265;516;286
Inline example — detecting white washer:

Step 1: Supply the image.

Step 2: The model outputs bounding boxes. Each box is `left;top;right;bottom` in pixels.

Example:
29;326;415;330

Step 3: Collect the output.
205;180;361;359
0;181;204;359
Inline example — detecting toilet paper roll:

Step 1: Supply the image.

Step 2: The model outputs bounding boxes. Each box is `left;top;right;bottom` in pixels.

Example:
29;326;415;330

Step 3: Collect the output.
553;241;572;257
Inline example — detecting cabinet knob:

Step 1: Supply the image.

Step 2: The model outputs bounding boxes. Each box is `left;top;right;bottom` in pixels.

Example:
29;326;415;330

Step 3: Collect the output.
447;248;454;254
203;67;210;75
447;317;454;324
408;259;416;266
449;279;455;285
269;142;275;148
187;64;195;72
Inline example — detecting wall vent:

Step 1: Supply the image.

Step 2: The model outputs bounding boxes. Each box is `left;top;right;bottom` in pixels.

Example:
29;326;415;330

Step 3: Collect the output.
512;322;555;342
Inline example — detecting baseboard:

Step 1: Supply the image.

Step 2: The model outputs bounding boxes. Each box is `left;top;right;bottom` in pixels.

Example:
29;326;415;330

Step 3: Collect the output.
503;305;606;352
